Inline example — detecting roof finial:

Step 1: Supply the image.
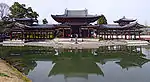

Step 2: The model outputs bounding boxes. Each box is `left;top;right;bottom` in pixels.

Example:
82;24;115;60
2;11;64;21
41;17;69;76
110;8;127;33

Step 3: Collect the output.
65;8;68;16
85;8;87;10
123;16;125;19
85;8;88;16
65;8;68;11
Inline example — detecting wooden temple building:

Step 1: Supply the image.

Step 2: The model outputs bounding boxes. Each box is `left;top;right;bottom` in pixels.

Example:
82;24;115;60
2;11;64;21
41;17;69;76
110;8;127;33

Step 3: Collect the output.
5;9;145;40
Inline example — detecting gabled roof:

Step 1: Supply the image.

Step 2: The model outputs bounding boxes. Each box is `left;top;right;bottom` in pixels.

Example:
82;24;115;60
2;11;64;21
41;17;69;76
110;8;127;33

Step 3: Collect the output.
51;9;101;24
52;9;99;18
4;22;30;32
5;22;30;28
100;23;137;29
51;15;100;24
114;16;136;23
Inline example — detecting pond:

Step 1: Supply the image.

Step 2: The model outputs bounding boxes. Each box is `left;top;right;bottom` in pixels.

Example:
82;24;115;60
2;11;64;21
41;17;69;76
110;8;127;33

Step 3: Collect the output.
0;45;150;82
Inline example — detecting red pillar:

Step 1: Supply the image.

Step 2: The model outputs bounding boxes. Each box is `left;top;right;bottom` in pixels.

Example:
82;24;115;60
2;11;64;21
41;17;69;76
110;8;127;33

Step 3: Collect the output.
87;29;89;38
79;28;81;38
125;32;127;40
121;31;123;39
15;33;16;40
63;28;64;38
70;28;72;37
109;32;110;40
128;31;130;40
10;32;12;40
107;34;108;40
139;32;141;40
22;32;23;40
116;31;118;39
112;34;113;40
122;31;124;39
104;32;106;40
96;29;98;38
129;31;131;40
110;32;112;40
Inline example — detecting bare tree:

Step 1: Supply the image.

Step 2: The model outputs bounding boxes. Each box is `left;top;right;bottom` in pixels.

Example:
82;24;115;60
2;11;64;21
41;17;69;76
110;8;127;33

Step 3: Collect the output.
0;3;9;19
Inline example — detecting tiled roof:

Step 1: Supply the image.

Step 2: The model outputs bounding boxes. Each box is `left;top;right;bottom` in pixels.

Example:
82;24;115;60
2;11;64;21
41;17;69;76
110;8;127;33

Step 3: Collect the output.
54;9;98;17
30;24;54;28
54;15;98;18
114;16;136;23
101;23;137;28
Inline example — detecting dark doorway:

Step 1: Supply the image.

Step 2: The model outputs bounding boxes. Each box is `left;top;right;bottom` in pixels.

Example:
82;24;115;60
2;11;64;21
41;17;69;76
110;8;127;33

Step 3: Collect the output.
82;30;88;38
71;26;80;38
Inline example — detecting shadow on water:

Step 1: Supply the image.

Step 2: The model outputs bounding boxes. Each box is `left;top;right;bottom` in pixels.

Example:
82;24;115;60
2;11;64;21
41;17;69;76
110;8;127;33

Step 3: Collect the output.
0;45;150;82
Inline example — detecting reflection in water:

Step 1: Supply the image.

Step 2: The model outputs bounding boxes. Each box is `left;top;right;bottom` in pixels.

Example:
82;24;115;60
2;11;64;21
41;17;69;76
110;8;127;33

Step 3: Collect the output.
49;59;104;76
0;45;150;82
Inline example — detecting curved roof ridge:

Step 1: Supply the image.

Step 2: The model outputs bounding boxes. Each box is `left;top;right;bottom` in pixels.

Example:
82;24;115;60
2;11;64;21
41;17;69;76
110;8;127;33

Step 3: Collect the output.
65;9;88;17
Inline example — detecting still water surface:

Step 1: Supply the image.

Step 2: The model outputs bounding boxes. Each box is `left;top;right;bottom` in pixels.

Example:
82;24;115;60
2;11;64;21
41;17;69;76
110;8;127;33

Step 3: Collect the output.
0;45;150;82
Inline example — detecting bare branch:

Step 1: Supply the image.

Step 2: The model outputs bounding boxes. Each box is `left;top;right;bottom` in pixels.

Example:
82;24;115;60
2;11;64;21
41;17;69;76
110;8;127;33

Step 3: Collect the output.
0;3;9;19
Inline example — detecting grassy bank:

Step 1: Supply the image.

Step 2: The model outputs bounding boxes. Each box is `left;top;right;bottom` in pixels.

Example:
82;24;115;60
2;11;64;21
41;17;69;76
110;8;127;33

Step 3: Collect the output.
0;59;32;82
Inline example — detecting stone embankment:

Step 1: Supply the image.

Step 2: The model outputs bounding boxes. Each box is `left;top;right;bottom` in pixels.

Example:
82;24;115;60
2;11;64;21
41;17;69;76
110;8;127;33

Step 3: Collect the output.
1;38;149;49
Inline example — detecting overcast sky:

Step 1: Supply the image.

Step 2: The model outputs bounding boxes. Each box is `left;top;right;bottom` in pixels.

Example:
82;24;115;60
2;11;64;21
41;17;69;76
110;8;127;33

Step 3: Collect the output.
1;0;150;25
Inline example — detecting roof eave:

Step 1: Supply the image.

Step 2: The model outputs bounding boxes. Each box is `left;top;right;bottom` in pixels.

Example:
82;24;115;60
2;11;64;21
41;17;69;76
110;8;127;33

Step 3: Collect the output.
51;15;100;24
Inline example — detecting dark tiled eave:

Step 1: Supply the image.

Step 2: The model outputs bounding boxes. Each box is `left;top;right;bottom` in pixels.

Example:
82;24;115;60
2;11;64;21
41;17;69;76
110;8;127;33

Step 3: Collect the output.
28;24;55;29
25;22;144;30
51;15;100;24
114;17;136;23
52;15;100;18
